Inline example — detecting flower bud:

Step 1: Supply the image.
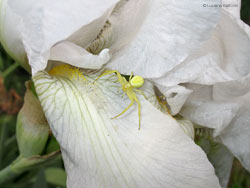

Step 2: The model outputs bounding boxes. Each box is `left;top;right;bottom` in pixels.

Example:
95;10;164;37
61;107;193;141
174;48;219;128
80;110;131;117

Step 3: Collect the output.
16;81;50;157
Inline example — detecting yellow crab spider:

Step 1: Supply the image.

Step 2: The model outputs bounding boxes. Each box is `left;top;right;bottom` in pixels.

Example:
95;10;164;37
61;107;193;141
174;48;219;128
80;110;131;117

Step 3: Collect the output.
96;70;145;130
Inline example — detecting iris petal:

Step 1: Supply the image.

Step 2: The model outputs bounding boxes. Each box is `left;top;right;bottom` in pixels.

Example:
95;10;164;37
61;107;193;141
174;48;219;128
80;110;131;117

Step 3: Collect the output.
33;71;220;188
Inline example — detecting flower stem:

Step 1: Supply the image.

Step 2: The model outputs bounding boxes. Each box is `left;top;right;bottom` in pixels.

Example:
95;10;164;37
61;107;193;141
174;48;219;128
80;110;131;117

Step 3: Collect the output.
0;151;61;185
0;157;20;184
2;62;19;78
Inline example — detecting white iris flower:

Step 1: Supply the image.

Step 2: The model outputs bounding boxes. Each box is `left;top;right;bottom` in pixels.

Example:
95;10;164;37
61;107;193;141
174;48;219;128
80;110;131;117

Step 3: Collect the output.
1;0;250;187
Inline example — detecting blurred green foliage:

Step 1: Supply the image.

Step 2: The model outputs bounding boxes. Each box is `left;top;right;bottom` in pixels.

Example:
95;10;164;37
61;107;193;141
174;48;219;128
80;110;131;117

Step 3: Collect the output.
241;0;250;23
0;44;66;187
0;1;249;187
229;160;250;188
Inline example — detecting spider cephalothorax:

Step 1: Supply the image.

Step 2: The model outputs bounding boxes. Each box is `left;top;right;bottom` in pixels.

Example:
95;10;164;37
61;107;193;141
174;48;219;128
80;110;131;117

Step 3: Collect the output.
96;70;145;130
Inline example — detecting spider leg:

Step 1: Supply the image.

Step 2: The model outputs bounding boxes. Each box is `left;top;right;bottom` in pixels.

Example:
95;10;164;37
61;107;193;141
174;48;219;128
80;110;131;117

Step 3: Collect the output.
113;90;142;130
95;70;119;82
134;89;147;100
111;99;134;120
95;70;128;86
132;95;141;130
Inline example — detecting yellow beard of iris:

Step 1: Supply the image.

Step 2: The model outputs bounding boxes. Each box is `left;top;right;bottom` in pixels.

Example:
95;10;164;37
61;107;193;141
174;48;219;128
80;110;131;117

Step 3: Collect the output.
48;64;87;81
96;70;145;130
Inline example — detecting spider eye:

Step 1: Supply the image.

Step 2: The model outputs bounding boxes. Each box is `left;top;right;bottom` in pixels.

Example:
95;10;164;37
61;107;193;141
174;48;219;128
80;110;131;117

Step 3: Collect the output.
130;76;144;88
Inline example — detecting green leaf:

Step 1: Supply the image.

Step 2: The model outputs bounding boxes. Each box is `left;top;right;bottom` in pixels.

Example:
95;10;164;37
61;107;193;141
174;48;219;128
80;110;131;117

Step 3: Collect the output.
45;136;60;154
45;167;66;187
32;169;48;188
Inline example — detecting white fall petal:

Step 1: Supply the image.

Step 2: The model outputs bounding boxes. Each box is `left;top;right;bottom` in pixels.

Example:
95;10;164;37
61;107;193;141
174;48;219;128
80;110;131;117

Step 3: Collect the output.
33;71;220;188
